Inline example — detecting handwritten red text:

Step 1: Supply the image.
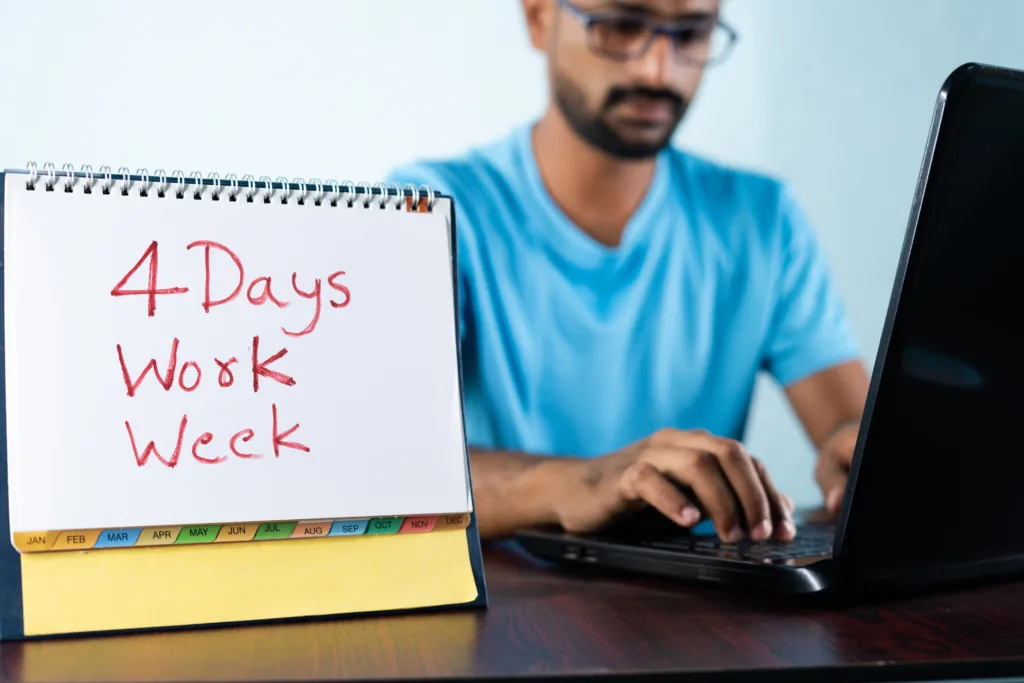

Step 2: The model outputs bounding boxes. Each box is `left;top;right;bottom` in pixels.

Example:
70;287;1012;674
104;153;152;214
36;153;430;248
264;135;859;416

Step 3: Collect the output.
112;240;350;337
112;240;344;467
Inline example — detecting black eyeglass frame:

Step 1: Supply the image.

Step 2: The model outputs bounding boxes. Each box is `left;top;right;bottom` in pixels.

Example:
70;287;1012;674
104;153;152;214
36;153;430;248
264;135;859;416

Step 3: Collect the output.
555;0;739;67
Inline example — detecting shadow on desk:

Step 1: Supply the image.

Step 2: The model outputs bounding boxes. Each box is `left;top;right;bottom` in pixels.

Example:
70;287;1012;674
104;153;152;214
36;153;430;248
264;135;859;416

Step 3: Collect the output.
473;541;1024;680
1;609;484;681
5;542;1024;682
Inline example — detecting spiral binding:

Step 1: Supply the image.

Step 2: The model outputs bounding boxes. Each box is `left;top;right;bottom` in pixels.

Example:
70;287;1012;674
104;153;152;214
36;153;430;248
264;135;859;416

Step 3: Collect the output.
19;161;436;212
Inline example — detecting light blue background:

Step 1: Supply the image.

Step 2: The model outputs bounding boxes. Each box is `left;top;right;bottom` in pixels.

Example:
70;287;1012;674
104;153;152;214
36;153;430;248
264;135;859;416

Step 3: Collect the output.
1;0;1022;508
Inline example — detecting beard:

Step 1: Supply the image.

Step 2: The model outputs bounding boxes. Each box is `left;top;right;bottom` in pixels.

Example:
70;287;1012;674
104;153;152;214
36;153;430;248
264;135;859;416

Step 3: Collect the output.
552;68;688;160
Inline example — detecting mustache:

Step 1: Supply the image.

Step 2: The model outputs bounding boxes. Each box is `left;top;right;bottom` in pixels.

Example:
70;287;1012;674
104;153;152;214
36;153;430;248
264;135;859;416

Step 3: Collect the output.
603;86;686;111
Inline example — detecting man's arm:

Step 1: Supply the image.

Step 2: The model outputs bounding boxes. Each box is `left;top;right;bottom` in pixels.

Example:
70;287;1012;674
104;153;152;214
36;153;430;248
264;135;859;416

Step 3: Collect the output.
468;361;869;539
784;359;870;450
467;426;799;542
784;359;871;512
467;447;569;539
756;184;868;512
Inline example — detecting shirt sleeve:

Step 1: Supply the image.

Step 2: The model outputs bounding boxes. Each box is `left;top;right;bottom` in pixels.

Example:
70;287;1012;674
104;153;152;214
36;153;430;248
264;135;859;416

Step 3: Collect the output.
385;163;470;344
762;187;861;387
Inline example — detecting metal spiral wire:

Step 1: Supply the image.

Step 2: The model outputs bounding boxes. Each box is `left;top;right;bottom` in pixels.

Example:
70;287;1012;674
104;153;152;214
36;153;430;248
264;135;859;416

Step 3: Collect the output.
20;162;437;211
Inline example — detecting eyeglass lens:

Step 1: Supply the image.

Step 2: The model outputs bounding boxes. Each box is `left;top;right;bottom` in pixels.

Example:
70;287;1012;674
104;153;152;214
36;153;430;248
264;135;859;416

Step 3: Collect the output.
588;17;732;64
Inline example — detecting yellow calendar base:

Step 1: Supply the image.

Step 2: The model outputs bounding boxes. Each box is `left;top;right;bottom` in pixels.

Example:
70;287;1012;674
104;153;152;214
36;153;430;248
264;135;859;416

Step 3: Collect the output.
20;529;478;636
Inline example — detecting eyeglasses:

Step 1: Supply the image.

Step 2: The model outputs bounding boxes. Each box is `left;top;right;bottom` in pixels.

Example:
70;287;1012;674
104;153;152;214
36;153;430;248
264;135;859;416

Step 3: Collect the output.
556;0;739;67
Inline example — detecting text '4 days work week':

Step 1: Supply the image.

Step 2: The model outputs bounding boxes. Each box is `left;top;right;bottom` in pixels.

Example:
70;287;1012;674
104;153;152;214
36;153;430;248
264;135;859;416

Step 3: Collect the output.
111;240;352;469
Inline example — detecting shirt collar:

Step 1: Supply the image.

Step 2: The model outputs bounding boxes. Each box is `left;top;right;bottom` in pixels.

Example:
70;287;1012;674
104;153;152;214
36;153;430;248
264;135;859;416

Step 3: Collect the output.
514;123;671;270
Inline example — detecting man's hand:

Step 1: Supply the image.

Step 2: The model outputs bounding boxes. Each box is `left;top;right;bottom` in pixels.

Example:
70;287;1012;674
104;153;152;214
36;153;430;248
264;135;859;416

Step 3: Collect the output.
552;428;795;543
814;421;859;515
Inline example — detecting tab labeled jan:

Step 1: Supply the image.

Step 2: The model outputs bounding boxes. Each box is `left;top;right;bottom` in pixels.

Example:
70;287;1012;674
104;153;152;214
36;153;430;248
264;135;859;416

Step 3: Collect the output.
13;531;55;552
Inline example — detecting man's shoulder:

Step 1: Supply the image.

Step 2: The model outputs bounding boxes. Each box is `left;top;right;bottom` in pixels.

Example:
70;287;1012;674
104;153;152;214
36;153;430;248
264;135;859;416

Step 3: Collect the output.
386;129;524;207
662;147;808;259
664;146;791;217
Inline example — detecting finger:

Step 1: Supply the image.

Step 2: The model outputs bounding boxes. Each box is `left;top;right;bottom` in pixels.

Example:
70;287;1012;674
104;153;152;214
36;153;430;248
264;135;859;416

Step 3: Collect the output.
815;458;848;515
621;462;703;527
662;432;772;542
644;447;744;543
826;484;845;515
752;458;796;541
713;443;773;541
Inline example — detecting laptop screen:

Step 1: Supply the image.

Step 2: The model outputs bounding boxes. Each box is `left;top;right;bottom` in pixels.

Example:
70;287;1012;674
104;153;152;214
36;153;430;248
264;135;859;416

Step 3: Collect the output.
838;65;1024;577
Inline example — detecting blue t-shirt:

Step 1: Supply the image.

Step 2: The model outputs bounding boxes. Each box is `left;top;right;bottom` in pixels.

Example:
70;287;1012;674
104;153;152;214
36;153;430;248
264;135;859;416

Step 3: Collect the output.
387;125;859;458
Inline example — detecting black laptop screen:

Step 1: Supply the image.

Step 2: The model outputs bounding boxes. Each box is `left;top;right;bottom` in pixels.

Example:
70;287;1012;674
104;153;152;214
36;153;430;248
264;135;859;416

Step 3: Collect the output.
839;65;1024;576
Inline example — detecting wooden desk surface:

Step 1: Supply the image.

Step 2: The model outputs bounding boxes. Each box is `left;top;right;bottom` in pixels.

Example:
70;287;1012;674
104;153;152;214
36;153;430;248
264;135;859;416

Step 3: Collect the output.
4;542;1024;682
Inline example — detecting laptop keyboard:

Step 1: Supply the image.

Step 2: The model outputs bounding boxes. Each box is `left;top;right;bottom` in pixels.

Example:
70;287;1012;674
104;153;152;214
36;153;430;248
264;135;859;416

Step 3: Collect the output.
638;520;834;562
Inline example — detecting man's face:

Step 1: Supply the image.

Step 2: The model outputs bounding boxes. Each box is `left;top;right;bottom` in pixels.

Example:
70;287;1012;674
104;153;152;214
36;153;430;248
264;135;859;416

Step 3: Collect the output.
533;0;723;159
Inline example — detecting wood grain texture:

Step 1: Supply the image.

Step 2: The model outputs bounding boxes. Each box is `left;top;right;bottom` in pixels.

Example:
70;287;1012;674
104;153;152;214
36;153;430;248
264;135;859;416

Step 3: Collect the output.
4;542;1024;682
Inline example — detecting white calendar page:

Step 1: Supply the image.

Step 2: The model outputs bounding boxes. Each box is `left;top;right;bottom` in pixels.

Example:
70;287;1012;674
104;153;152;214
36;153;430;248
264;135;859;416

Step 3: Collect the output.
2;172;470;532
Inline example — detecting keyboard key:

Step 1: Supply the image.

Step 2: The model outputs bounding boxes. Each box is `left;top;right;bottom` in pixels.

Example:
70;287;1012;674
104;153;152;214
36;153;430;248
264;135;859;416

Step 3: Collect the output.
640;523;833;561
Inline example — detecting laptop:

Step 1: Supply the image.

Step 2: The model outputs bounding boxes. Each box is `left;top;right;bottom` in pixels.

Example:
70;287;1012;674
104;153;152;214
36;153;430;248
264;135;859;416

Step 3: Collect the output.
515;62;1024;598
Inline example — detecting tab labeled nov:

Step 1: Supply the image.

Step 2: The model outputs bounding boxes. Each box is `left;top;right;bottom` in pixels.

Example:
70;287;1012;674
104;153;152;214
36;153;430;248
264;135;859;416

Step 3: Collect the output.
399;516;437;533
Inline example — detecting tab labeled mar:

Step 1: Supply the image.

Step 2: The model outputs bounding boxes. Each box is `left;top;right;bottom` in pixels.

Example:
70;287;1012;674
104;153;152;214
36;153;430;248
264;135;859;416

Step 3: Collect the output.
94;528;142;549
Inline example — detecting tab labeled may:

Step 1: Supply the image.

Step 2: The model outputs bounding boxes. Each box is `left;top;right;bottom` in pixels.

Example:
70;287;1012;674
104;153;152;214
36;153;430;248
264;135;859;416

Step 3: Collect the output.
175;525;221;544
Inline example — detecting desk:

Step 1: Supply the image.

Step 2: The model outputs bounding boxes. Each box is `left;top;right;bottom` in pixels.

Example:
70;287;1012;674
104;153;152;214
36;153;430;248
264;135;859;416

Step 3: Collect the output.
3;543;1024;682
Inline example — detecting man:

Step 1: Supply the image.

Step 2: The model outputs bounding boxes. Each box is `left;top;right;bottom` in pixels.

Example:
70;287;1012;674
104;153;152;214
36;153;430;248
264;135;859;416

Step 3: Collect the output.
387;0;869;544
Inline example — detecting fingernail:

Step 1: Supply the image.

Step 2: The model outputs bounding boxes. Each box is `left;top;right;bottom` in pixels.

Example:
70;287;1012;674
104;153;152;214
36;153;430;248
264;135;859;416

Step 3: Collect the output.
680;504;701;525
724;526;743;544
750;519;772;541
781;519;796;539
827;488;843;511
